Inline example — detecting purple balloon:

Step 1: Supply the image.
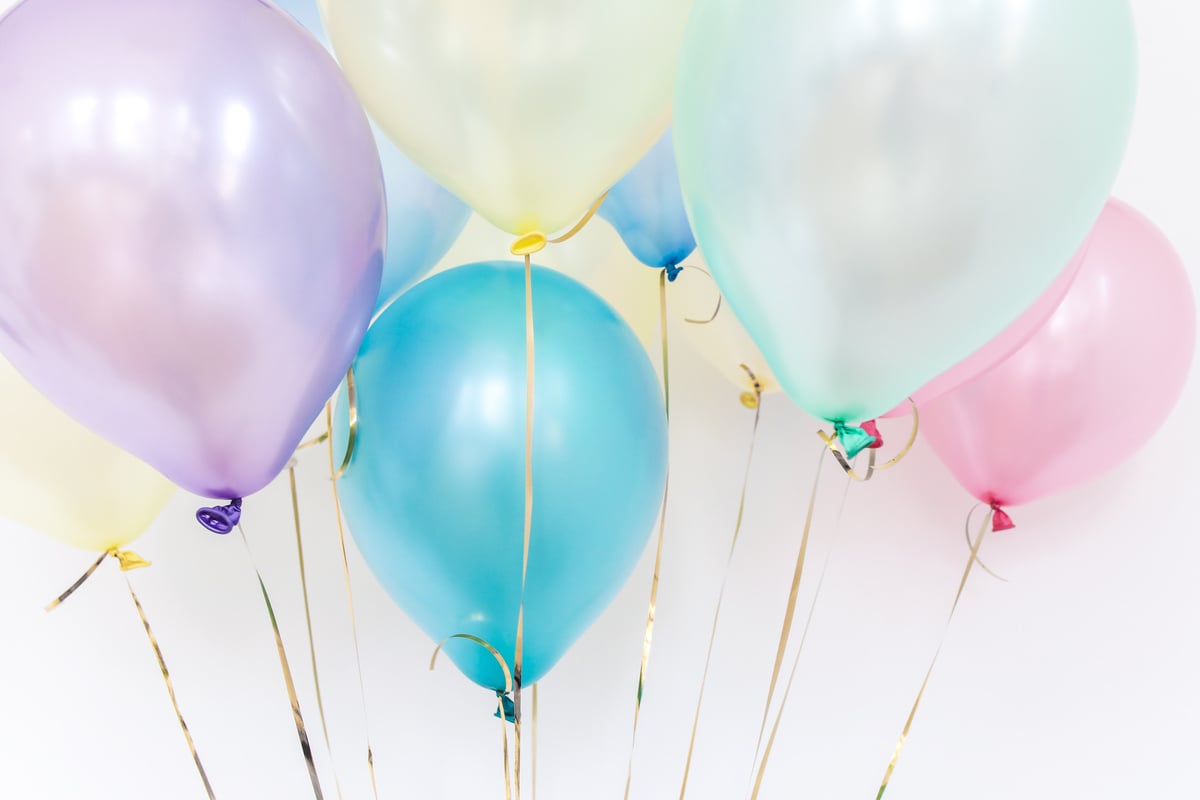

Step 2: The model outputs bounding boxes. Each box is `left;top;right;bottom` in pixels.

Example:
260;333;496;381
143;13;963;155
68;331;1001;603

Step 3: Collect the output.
0;0;384;499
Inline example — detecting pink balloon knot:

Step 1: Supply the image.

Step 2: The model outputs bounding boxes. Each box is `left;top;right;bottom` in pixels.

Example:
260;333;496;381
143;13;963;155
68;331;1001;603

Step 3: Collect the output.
860;419;884;449
990;504;1015;532
196;498;243;534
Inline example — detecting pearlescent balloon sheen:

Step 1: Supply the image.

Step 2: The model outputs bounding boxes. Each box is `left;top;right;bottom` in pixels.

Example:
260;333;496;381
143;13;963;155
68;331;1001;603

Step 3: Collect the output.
675;0;1137;423
0;0;385;499
923;200;1195;508
600;130;697;270
335;262;667;690
324;0;693;235
0;355;175;553
272;0;469;314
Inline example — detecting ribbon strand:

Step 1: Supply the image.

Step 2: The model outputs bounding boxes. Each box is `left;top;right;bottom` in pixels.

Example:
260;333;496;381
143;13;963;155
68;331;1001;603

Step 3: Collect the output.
239;526;325;800
323;402;381;799
746;444;828;791
678;367;764;799
622;267;674;800
748;473;856;799
287;461;343;800
125;575;217;800
874;506;994;799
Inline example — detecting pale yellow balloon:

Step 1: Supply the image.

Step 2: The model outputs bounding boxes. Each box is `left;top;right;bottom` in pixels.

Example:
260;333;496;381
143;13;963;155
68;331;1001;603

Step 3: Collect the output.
324;0;692;236
0;357;175;552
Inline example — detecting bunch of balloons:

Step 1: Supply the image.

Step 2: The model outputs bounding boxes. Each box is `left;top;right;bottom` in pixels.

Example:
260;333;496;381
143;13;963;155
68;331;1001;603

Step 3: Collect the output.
0;0;1193;710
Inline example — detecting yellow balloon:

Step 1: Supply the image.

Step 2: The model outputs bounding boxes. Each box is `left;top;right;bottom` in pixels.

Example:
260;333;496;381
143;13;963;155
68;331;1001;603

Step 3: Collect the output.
324;0;692;236
0;357;175;552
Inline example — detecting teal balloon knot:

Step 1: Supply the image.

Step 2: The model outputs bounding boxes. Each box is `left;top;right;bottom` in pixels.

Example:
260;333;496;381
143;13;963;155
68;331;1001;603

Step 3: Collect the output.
834;422;878;460
494;692;516;724
663;263;683;282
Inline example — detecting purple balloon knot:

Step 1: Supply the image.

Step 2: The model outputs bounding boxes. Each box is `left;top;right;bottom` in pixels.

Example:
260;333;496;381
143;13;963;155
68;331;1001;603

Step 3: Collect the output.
990;504;1015;532
196;498;243;534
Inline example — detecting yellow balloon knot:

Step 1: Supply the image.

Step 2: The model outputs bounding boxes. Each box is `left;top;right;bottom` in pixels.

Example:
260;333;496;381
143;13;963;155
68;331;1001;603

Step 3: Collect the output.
510;232;548;257
109;548;152;572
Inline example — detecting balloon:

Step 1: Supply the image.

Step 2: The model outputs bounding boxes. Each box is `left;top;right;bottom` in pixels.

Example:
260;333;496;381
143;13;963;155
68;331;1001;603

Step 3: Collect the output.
272;0;469;314
335;262;667;689
323;0;692;236
922;200;1195;512
0;356;175;552
675;0;1137;423
0;0;385;500
0;1;18;20
881;240;1090;418
599;130;696;270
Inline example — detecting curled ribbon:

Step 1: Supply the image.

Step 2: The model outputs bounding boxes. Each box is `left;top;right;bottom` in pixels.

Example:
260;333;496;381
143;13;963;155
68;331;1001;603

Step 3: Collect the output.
819;399;919;482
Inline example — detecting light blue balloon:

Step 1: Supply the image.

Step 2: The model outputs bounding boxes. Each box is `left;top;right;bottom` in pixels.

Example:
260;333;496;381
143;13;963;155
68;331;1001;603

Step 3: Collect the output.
335;262;668;691
273;0;469;313
599;129;696;270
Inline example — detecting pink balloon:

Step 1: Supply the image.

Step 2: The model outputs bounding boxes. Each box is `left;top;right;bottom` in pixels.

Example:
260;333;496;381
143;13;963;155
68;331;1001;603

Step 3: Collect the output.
922;199;1195;511
881;237;1089;418
0;0;384;500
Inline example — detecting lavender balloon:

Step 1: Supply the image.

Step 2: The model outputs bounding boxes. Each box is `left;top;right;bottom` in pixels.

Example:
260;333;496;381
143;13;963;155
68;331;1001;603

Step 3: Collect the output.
0;0;385;499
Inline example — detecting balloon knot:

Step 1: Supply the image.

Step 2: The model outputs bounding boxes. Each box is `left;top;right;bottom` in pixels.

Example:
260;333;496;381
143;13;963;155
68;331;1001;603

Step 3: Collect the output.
990;504;1015;532
510;232;547;257
494;691;516;724
663;263;683;282
860;419;884;449
834;421;878;460
196;498;243;534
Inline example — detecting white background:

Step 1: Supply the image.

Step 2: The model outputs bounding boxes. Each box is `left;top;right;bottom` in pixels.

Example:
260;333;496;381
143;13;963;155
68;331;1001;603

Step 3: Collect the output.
1;1;1197;798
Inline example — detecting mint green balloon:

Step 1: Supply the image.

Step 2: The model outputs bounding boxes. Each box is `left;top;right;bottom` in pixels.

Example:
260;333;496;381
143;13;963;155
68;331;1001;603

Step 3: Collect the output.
674;0;1136;423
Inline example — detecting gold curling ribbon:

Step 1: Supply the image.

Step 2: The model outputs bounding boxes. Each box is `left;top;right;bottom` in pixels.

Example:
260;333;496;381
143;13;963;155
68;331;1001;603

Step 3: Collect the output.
622;267;674;800
818;399;920;482
746;444;828;793
532;682;539;800
507;193;608;799
239;526;326;800
46;551;214;799
874;506;994;800
430;634;515;800
125;575;217;800
676;264;723;325
324;402;381;800
678;365;764;799
287;461;344;800
748;473;856;799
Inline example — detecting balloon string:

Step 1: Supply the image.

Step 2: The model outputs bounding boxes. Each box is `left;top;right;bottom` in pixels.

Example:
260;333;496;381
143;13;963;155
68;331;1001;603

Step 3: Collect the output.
508;250;537;800
238;525;325;800
430;634;515;800
748;472;855;799
678;368;764;799
675;264;724;325
44;551;110;611
549;191;609;245
287;461;344;800
124;574;218;800
874;506;994;799
622;268;674;800
746;444;828;789
531;683;539;800
323;402;381;800
45;551;212;797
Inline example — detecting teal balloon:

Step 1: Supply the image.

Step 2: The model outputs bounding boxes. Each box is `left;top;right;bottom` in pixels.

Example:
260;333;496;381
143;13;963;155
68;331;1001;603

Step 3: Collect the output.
273;0;469;313
674;0;1136;423
335;262;667;690
599;129;696;270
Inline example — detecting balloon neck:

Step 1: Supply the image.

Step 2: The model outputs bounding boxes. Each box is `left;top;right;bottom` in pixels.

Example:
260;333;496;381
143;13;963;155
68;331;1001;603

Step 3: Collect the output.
510;232;547;256
108;548;152;572
834;421;883;459
494;691;517;724
196;498;243;534
990;504;1015;532
663;263;683;282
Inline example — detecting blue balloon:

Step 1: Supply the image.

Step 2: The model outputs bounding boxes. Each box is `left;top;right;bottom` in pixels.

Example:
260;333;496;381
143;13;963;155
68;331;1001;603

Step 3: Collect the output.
599;129;697;269
335;262;668;690
273;0;469;313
